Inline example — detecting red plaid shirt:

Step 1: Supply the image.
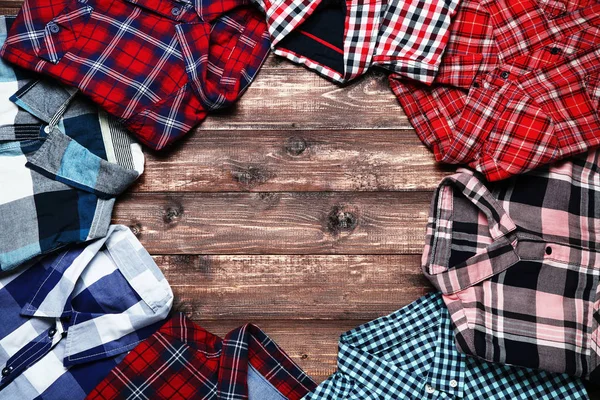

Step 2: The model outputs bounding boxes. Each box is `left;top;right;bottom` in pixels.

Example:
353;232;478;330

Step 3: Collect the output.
390;0;600;181
1;0;270;150
86;314;316;400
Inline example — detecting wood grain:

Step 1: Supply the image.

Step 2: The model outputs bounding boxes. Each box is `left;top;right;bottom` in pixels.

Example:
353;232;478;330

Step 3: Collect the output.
136;129;452;192
113;191;432;255
159;254;432;320
198;67;412;131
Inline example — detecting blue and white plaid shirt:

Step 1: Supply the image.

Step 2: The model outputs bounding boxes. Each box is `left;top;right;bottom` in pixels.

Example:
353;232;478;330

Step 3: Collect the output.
303;292;589;400
0;15;144;272
0;225;173;400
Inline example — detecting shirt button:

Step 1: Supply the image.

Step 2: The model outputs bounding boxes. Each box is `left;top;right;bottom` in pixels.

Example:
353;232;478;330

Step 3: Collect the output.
545;246;553;255
500;71;510;79
426;384;435;394
48;328;57;338
171;7;181;16
1;366;13;377
450;379;458;388
48;22;60;34
550;47;560;55
43;126;51;134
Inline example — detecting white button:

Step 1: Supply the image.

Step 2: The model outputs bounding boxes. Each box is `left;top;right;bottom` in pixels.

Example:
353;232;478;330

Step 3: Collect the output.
425;384;435;394
44;126;51;133
450;379;458;388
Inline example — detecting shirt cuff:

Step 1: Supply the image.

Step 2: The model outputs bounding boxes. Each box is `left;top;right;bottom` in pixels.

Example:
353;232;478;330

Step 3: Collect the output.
25;128;141;198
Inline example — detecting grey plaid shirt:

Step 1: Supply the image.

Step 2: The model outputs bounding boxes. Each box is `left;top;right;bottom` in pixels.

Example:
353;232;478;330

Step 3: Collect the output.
0;16;143;271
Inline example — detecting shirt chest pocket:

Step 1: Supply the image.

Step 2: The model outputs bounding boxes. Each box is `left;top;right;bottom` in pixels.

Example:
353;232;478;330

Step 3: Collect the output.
35;0;93;64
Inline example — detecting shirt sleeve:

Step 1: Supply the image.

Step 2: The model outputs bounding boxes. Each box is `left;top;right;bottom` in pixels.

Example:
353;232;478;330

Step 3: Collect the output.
9;78;144;199
25;127;142;199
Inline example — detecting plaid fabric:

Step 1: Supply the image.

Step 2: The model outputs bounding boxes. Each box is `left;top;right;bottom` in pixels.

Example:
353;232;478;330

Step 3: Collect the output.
0;225;173;400
86;313;317;400
253;0;459;84
390;0;600;181
303;292;588;400
0;0;270;150
423;149;600;381
0;15;143;272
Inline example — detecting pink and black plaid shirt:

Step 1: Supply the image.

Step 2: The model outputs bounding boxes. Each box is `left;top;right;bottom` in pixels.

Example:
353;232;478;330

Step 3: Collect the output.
86;314;316;400
422;149;600;381
1;0;270;150
390;0;600;181
253;0;460;84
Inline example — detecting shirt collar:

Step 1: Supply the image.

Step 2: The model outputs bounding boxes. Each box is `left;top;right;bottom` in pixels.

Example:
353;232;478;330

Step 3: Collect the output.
10;79;78;126
163;315;316;398
335;292;466;398
19;225;173;366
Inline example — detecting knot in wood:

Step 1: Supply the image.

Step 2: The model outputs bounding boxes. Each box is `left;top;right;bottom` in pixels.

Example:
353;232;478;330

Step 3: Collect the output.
285;136;307;156
129;223;142;236
232;166;267;187
327;206;357;235
163;204;183;223
300;353;309;360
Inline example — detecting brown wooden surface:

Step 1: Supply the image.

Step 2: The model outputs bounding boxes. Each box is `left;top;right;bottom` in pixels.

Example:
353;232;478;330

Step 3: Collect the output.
1;1;599;396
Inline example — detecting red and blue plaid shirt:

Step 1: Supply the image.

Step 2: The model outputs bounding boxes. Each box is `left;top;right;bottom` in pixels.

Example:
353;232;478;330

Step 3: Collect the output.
1;0;271;150
87;314;317;400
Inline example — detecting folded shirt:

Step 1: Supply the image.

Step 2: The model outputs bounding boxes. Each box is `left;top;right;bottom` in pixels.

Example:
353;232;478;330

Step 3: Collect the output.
0;15;144;272
0;225;173;400
254;0;460;84
0;0;271;150
423;149;600;381
86;313;317;399
303;292;588;400
390;0;600;181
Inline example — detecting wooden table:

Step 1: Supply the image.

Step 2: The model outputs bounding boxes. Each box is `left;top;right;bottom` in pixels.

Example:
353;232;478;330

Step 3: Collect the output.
113;58;448;381
1;1;598;395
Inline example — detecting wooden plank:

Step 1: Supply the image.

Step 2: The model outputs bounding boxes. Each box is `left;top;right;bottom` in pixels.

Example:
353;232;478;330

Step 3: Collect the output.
135;129;452;192
200;68;411;131
113;191;432;255
159;254;432;320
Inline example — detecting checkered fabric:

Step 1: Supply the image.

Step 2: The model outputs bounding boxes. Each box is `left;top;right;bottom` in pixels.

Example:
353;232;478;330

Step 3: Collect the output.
253;0;459;84
0;225;173;400
303;292;588;400
390;0;600;182
86;313;317;400
0;0;270;150
423;148;600;381
0;16;143;272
